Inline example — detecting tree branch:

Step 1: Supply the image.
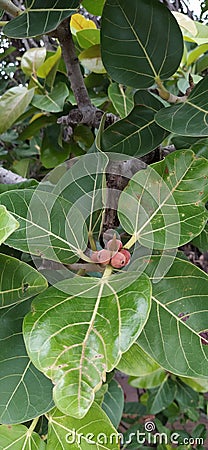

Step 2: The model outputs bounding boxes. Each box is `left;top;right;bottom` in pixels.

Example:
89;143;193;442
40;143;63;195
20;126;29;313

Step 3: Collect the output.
0;0;21;16
0;167;26;184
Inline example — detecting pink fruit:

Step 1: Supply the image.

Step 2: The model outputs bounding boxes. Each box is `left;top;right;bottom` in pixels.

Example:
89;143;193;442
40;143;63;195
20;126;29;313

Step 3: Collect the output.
111;252;126;268
97;249;111;265
106;238;123;252
90;251;99;262
119;249;131;265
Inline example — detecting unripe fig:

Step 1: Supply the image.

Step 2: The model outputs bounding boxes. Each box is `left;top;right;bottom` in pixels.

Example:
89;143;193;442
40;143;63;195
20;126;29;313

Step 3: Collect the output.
119;249;131;265
111;252;126;268
97;249;111;265
90;251;99;263
106;238;123;252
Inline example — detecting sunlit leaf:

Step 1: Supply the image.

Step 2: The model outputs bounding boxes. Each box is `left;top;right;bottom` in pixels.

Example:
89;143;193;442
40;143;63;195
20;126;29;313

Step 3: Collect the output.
47;404;119;449
101;0;183;88
117;343;161;376
76;28;100;49
21;47;46;76
70;13;97;34
0;206;19;245
79;44;106;73
24;272;151;418
0;87;35;134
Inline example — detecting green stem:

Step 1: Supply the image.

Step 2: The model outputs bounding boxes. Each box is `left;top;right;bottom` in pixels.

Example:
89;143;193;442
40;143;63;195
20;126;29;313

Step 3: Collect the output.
88;231;97;251
102;265;113;279
28;417;39;435
31;75;45;92
124;234;137;250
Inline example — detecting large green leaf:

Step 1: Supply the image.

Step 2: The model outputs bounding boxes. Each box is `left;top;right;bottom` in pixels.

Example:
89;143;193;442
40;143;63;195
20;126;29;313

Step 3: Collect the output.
118;150;208;251
102;379;124;429
117;343;161;376
0;205;19;245
147;377;176;415
82;0;105;15
23;272;151;418
138;256;208;378
47;404;119;449
155;77;208;136
101;0;183;88
0;87;35;134
40;124;70;169
0;254;47;308
0;300;53;425
0;424;45;449
0;189;87;264
3;0;80;38
101;91;168;157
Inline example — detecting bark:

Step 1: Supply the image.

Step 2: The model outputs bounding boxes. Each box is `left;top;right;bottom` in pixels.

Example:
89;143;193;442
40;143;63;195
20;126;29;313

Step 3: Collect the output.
0;167;26;184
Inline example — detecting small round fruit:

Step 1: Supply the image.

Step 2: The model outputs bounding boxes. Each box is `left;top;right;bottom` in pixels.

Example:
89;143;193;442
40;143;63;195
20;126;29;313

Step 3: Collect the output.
90;251;99;263
111;252;126;268
119;249;131;265
106;238;123;251
97;249;111;265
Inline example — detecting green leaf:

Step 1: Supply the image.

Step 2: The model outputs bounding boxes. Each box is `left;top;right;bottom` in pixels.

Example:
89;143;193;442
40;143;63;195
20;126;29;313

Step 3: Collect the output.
187;43;208;66
23;272;151;418
0;424;46;449
102;91;168;157
108;83;134;118
76;29;100;49
117;343;160;376
192;224;208;252
82;0;105;15
40;124;70;168
147;377;176;415
0;179;38;195
129;368;166;389
102;379;124;429
47;404;119;449
0;188;87;264
37;46;62;79
0;205;19;245
0;253;47;308
138;256;208;378
155;77;208;136
0;300;53;425
18;115;57;141
32;82;69;113
0;87;35;134
21;47;46;76
101;0;183;88
118;150;208;251
79;44;106;73
175;379;199;408
3;0;80;38
179;376;208;393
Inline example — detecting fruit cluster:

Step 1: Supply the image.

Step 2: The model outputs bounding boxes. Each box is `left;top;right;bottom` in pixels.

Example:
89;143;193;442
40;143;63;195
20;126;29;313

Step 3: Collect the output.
91;238;131;269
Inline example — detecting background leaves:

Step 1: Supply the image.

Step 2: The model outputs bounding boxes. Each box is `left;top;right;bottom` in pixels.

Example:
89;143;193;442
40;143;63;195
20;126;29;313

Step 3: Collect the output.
0;206;19;245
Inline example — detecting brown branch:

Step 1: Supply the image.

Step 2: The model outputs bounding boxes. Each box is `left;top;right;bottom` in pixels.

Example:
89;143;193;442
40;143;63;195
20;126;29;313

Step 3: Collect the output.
0;0;21;16
0;167;27;184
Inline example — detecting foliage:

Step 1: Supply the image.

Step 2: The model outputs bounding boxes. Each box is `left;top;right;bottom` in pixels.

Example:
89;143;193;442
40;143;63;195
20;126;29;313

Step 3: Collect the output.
0;0;208;449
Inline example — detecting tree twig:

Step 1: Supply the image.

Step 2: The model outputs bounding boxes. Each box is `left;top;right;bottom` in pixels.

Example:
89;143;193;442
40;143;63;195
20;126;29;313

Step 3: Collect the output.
0;167;27;184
